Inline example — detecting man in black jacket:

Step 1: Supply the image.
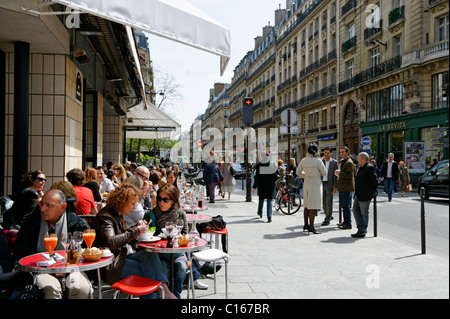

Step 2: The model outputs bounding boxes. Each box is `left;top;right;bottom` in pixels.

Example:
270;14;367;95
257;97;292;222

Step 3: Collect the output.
15;189;91;299
380;153;399;202
352;152;378;238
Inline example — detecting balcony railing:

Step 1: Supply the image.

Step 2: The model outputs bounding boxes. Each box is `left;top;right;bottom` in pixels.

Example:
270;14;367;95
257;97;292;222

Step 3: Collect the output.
388;6;405;26
342;0;356;17
364;19;383;40
342;36;357;55
339;55;402;92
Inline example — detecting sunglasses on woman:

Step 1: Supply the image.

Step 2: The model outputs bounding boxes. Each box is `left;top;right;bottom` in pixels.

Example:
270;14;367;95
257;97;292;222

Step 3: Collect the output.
36;177;46;182
156;196;171;203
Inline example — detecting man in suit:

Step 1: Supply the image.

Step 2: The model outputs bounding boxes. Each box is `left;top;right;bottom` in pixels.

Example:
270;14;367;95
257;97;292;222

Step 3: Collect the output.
380;153;399;202
321;147;338;226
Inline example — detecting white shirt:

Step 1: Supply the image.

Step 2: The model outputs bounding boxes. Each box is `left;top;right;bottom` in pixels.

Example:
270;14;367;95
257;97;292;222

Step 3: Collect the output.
387;161;393;178
323;159;330;182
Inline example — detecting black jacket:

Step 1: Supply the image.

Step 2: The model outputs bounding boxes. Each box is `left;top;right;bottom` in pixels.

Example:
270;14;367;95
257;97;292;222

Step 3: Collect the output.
14;201;89;261
354;163;379;202
380;161;399;181
252;161;279;199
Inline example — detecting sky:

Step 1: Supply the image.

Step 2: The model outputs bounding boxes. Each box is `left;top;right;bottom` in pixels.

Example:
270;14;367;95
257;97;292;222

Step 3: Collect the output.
145;0;283;134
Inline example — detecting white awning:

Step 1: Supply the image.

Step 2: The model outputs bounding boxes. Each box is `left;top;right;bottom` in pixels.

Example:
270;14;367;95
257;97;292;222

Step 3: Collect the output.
124;102;181;140
53;0;231;75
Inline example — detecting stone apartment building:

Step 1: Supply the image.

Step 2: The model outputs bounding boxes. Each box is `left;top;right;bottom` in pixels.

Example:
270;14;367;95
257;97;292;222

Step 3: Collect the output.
196;0;448;173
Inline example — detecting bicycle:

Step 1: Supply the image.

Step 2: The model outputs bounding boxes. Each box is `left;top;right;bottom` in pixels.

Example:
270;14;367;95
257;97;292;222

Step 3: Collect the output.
274;174;302;215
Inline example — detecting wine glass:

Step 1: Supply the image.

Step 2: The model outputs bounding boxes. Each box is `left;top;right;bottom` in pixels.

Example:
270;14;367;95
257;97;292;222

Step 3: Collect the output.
179;193;186;209
73;231;84;261
82;229;96;249
176;220;184;235
44;233;58;258
165;222;174;236
191;196;198;214
61;232;72;262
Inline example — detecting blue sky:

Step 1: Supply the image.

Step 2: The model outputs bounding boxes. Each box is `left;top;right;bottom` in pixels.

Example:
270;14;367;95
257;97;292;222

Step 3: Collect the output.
146;0;282;133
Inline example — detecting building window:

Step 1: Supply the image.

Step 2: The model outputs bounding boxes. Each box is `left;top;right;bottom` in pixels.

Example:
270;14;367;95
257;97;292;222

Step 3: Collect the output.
366;84;405;122
436;15;449;42
432;72;449;110
330;106;336;125
346;60;354;80
322;109;328;127
393;35;402;57
370;47;380;67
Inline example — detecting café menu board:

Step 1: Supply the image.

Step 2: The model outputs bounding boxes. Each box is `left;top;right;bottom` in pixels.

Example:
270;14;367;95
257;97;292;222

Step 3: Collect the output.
404;141;426;174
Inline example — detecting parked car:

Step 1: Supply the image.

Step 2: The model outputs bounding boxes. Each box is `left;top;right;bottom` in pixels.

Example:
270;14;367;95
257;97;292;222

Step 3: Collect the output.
417;159;449;200
232;163;244;179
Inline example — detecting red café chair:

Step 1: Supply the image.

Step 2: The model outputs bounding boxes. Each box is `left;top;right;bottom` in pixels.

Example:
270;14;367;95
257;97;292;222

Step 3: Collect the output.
202;227;228;253
112;275;164;299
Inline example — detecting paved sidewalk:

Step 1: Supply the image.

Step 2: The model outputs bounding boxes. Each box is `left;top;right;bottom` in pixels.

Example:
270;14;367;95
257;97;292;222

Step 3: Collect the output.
182;188;449;299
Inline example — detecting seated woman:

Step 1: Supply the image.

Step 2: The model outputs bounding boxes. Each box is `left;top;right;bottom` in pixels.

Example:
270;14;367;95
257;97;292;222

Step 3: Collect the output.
149;183;208;296
66;168;97;217
93;183;177;299
166;170;178;189
9;170;46;229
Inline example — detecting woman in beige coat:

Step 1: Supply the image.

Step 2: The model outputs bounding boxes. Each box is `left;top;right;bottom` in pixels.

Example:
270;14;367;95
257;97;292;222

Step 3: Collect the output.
297;144;327;234
398;161;410;197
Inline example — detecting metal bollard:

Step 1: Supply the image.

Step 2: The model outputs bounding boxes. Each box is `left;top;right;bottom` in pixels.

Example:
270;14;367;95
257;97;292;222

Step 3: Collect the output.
420;187;426;254
373;193;378;237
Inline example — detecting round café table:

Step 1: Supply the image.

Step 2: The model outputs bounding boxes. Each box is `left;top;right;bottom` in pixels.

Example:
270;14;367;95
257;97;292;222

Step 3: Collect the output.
139;238;207;298
181;204;208;213
19;250;114;299
185;214;212;224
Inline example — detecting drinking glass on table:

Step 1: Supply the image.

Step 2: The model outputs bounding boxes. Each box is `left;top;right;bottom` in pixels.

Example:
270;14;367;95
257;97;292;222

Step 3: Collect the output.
176;220;184;235
44;233;58;258
191;196;198;213
73;231;84;261
61;232;72;262
83;229;96;249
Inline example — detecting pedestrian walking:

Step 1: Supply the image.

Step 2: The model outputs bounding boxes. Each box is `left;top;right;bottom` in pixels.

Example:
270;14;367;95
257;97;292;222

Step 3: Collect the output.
335;146;355;229
203;152;223;203
220;156;236;200
252;150;279;223
321;147;338;226
297;143;326;234
380;153;399;202
351;152;378;238
398;161;411;197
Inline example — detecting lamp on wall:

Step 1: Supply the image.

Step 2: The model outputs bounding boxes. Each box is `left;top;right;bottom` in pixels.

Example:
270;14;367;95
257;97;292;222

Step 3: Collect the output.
368;39;387;48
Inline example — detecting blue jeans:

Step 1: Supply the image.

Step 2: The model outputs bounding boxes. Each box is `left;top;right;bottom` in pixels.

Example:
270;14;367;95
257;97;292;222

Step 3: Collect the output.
121;250;169;299
339;191;353;226
384;178;395;200
257;198;273;219
352;196;371;234
161;255;187;299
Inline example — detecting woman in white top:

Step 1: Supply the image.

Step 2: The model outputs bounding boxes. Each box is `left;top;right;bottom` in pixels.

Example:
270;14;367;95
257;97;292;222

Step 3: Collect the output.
297;143;326;234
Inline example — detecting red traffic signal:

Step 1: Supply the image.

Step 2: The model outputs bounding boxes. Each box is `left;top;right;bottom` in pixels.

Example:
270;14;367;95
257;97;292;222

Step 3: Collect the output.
244;98;253;106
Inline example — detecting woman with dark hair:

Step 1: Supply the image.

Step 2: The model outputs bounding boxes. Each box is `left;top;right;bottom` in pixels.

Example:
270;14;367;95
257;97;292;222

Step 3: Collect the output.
10;170;46;228
66;168;97;216
297;143;327;234
93;183;177;299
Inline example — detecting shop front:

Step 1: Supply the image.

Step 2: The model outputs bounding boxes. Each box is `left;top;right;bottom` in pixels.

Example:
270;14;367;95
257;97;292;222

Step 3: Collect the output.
360;108;449;183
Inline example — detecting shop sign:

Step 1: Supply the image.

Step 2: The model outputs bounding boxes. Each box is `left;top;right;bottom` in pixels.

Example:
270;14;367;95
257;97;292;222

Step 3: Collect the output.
379;121;406;131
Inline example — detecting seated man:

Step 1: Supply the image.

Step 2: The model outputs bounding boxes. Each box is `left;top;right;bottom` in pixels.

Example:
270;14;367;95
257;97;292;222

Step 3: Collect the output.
15;189;92;299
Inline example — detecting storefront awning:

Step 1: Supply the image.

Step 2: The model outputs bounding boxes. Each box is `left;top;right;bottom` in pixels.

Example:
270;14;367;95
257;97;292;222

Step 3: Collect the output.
124;102;181;140
53;0;231;75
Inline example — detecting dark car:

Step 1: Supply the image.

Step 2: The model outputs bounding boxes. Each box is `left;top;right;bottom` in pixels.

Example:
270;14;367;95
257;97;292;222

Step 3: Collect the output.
417;159;449;200
232;163;244;179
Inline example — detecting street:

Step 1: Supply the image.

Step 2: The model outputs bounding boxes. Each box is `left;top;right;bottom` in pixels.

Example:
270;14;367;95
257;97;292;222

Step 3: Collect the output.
238;174;449;259
371;190;449;259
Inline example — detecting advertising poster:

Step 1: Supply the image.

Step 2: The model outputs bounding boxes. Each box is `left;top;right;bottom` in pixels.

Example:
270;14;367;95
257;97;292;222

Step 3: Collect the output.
404;141;426;173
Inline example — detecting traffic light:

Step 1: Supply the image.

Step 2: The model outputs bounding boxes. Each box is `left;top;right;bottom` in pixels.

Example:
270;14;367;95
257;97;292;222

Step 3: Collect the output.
243;97;254;125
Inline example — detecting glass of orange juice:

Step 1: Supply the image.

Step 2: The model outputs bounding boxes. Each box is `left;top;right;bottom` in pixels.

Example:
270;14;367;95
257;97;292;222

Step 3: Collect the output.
44;233;58;257
83;229;96;249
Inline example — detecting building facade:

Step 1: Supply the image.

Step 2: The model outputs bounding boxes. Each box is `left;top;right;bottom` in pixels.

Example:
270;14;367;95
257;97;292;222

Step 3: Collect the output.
194;0;448;173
